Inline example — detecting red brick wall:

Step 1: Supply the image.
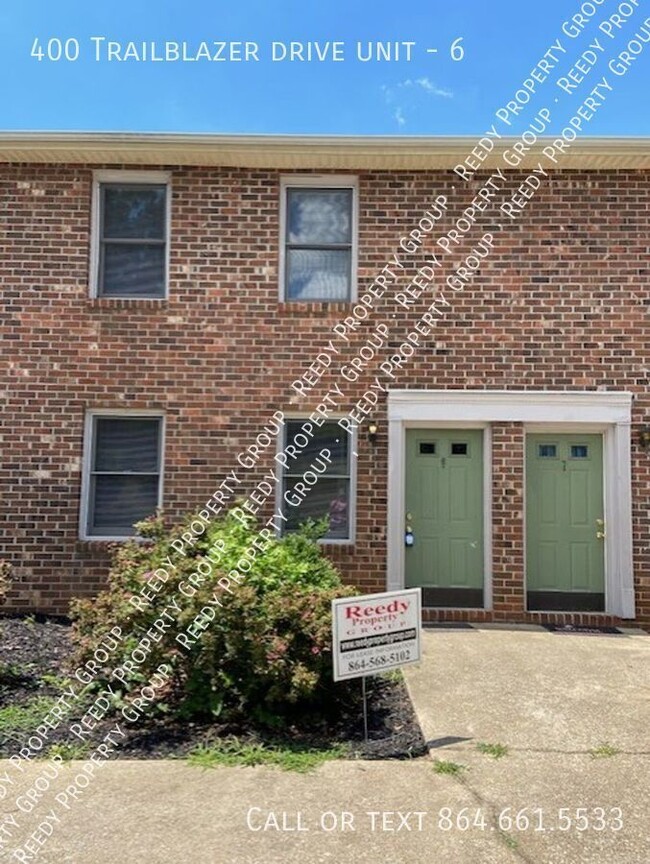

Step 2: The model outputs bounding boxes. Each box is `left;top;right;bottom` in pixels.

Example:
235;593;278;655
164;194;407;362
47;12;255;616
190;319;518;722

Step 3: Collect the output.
0;162;648;627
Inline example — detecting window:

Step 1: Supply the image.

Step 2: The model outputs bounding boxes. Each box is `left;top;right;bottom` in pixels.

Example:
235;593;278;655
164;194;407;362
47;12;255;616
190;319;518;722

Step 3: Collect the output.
538;444;558;458
92;171;170;298
279;420;354;541
419;442;437;455
81;414;163;539
450;442;469;456
570;445;589;458
280;176;358;302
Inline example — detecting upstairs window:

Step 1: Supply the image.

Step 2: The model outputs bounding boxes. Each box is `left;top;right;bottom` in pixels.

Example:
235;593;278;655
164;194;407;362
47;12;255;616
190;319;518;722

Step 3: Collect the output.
92;171;170;298
280;176;357;302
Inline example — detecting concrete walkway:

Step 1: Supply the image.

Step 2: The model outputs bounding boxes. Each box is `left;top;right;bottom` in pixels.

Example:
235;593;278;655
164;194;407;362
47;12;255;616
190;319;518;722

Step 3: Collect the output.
406;624;650;864
1;626;648;863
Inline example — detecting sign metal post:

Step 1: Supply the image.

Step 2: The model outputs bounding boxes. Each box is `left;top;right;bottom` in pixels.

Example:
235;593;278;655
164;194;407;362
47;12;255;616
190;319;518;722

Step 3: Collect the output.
361;675;369;743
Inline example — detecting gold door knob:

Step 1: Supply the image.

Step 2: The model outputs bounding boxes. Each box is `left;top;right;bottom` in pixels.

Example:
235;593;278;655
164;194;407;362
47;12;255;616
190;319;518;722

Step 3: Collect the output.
596;519;604;526
596;531;605;540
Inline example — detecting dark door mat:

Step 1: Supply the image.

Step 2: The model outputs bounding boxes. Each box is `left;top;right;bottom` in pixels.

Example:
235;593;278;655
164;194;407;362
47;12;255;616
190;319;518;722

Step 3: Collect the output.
422;622;475;630
421;587;483;608
544;624;623;636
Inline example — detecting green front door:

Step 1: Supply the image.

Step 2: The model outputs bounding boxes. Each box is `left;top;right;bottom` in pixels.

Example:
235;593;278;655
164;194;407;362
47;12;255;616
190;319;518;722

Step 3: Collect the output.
405;429;484;607
526;434;605;612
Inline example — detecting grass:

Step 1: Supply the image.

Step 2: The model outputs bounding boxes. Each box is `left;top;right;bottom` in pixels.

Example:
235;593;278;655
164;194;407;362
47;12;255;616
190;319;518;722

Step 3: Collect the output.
499;830;519;850
380;668;404;683
187;737;348;773
0;696;58;737
590;742;620;759
432;759;467;777
476;742;509;759
45;742;91;761
0;662;37;687
39;673;74;692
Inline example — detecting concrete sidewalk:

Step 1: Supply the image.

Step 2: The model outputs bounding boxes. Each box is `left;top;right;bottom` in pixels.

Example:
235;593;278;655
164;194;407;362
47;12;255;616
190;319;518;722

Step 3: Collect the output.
1;626;648;864
1;760;512;864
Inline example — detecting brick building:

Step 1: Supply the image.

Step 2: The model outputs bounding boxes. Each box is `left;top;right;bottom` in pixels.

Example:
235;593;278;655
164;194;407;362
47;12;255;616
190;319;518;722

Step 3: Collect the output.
0;133;648;629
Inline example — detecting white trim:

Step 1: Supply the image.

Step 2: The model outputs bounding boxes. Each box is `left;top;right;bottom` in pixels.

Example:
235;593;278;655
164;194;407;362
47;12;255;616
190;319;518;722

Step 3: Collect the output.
526;422;609;433
93;169;171;184
89;170;172;300
483;425;493;610
278;174;359;303
388;390;633;424
79;409;165;541
607;421;635;617
274;416;357;544
387;416;403;593
387;390;635;618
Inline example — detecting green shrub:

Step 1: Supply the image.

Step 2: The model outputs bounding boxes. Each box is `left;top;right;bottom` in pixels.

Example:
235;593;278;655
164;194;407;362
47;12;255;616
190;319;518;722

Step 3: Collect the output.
70;511;357;726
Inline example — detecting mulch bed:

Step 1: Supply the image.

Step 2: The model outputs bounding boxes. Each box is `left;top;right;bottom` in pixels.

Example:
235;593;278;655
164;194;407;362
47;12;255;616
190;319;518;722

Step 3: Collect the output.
0;616;427;761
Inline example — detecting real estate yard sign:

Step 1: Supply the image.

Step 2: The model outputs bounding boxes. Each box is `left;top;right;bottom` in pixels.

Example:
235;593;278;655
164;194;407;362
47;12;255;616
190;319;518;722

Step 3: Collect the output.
332;588;422;681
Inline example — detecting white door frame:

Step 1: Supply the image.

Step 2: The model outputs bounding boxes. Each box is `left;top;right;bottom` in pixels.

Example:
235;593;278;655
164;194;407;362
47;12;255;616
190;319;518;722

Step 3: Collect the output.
387;390;635;618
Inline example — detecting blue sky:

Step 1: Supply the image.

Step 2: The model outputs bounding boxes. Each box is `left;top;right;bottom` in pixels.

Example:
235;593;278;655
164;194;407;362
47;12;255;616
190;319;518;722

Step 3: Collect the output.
2;0;649;134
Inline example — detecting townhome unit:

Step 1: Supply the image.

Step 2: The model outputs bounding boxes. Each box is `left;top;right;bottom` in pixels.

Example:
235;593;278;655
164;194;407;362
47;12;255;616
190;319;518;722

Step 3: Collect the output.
1;133;648;628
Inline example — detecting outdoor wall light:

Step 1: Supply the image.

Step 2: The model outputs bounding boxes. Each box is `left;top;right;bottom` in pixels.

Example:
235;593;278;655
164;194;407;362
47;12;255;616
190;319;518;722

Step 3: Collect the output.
367;421;378;444
639;427;650;451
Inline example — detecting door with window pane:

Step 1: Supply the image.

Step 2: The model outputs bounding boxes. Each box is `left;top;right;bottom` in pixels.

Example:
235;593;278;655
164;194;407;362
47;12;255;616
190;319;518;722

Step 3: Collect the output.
405;429;484;607
526;434;605;611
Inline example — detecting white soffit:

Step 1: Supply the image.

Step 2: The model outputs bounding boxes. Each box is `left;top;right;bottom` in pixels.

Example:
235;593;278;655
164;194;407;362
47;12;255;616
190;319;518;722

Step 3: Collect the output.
0;133;649;170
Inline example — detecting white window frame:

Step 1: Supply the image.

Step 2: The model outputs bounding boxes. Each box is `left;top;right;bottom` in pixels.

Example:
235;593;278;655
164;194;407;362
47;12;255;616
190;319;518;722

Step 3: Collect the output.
79;409;166;541
275;416;357;545
278;175;359;303
90;170;172;300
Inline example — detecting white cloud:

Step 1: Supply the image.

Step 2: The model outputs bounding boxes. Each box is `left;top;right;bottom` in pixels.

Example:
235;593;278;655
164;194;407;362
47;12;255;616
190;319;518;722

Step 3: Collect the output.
413;77;453;99
381;77;453;128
